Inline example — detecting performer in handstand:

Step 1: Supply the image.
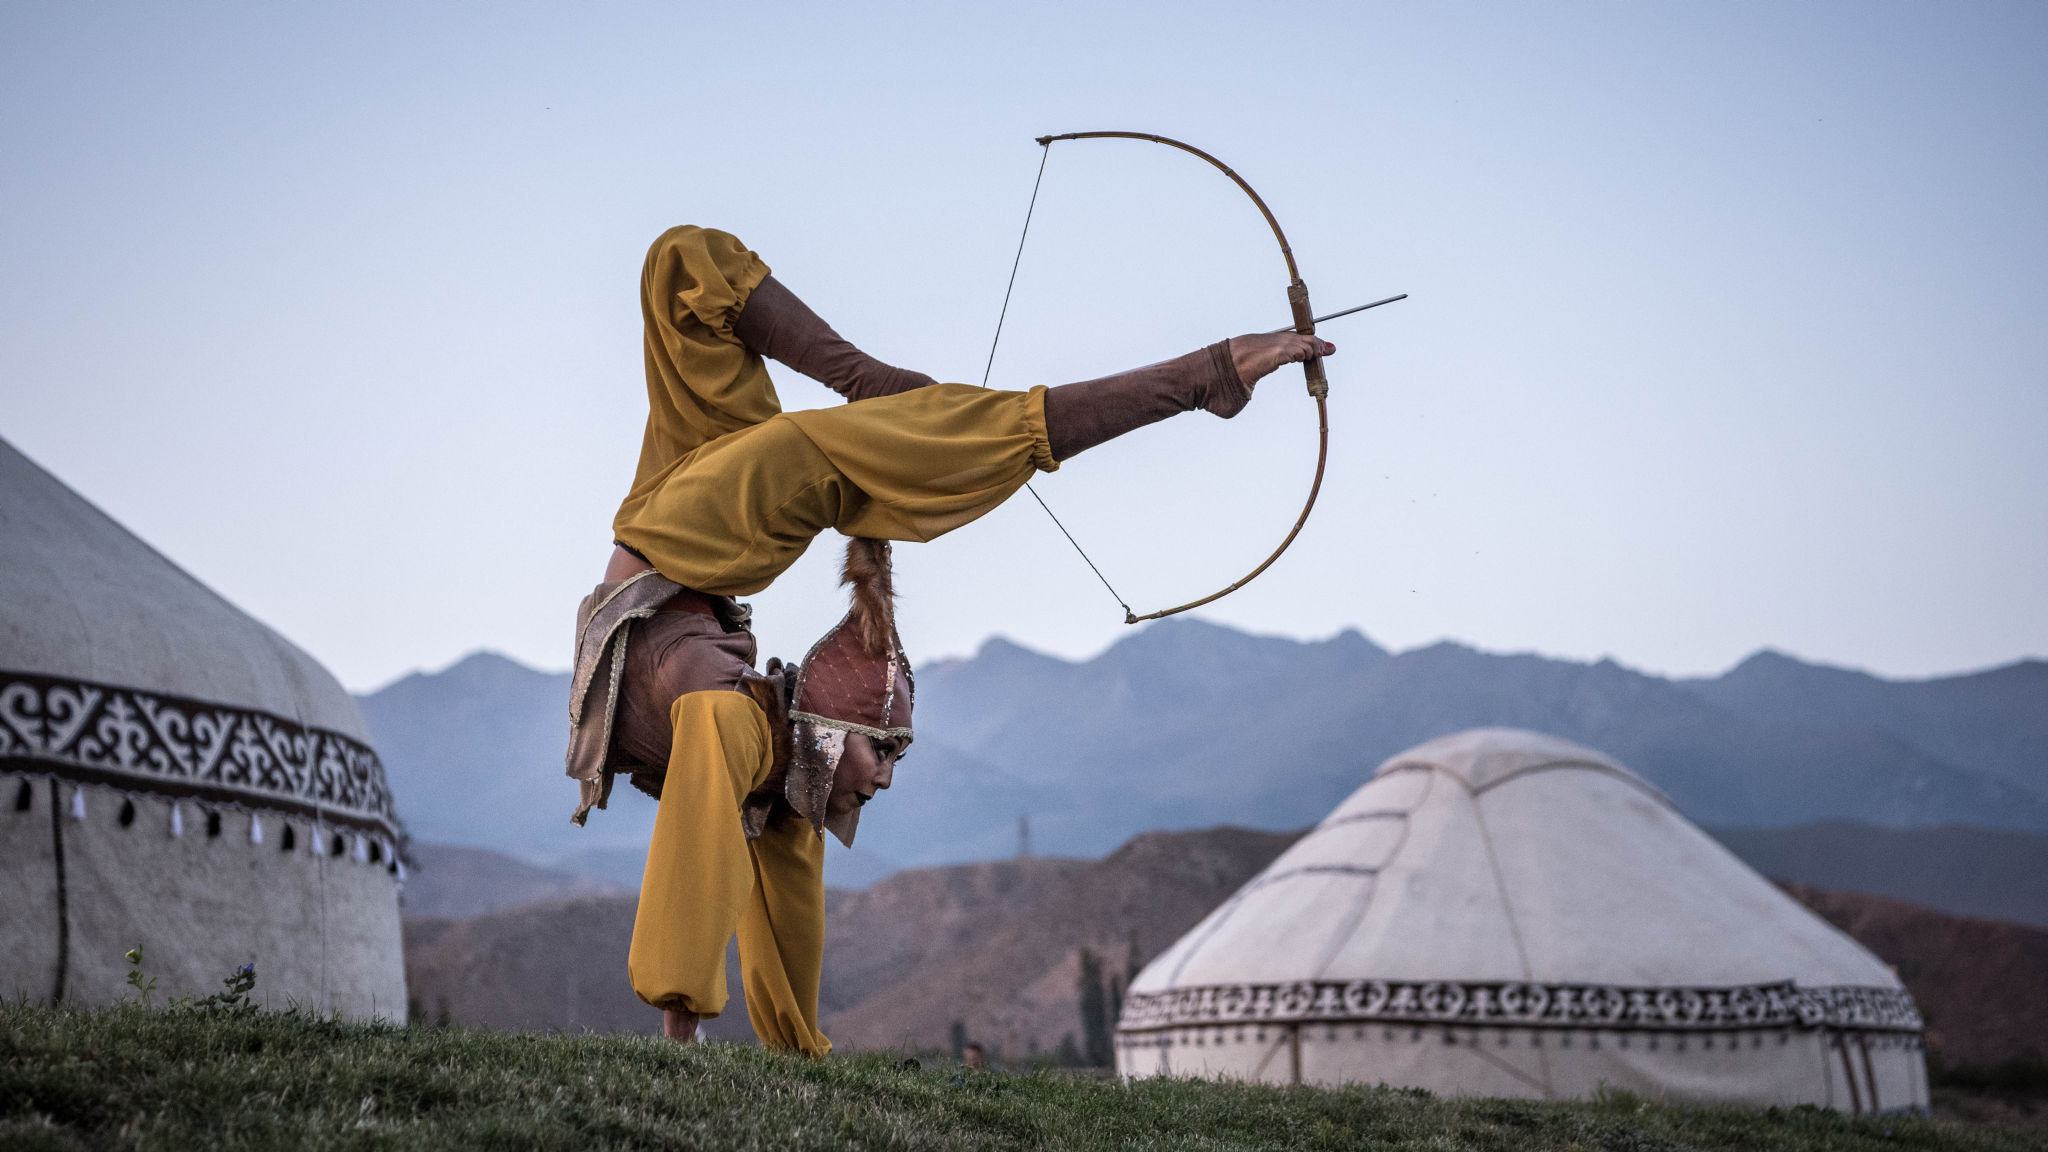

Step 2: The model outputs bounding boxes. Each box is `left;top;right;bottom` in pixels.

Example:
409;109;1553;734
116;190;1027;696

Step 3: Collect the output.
566;225;1332;1055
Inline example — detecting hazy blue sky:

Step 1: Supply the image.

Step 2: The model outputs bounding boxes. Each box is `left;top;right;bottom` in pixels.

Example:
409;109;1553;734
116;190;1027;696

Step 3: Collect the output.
4;2;2044;691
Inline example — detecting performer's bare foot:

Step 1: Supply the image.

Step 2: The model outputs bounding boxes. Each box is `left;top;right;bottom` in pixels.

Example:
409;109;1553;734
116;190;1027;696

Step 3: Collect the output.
663;1007;700;1043
1230;332;1335;387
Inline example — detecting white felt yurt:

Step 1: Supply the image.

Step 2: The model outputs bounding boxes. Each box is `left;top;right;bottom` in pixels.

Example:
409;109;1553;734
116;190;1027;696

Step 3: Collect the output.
0;437;408;1020
1117;728;1926;1113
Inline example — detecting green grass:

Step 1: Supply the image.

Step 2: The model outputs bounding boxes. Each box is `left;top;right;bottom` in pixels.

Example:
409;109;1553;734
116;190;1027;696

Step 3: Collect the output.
1;1001;2039;1152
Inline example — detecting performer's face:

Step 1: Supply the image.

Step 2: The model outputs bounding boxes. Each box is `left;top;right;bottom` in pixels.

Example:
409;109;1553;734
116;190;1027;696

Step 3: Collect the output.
825;665;913;818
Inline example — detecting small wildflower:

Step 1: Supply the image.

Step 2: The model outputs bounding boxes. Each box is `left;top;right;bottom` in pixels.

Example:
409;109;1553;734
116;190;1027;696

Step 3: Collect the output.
124;945;156;1006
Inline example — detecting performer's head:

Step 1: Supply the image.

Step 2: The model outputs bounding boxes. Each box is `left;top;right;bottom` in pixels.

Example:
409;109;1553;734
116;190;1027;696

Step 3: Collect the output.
788;538;913;846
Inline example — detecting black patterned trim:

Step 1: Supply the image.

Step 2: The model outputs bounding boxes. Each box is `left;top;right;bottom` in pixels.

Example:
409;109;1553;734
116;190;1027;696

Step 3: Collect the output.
1118;979;1922;1035
0;671;401;839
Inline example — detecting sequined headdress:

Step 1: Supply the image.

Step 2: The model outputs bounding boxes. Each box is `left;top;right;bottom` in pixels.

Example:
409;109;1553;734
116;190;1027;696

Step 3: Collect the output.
786;539;912;847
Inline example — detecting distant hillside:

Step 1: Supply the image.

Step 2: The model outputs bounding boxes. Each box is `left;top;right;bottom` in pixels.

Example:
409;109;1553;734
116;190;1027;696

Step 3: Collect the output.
403;827;1290;1047
360;626;2048;878
1790;884;2048;1068
821;826;1296;1055
1707;824;2048;928
400;842;623;920
411;816;2048;934
403;827;2048;1070
358;652;610;861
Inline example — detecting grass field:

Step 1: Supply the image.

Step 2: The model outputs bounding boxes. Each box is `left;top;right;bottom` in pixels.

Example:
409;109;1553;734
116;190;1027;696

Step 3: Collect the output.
2;1002;2041;1151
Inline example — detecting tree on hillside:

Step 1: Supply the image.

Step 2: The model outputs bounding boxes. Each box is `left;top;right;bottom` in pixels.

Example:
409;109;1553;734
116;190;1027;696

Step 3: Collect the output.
1077;947;1112;1066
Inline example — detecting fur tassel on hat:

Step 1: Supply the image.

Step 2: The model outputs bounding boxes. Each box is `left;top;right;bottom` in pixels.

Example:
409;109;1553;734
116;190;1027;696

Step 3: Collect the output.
841;538;895;658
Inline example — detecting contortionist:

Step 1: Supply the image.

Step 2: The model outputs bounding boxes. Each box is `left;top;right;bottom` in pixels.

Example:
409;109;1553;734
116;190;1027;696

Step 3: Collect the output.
565;225;1335;1053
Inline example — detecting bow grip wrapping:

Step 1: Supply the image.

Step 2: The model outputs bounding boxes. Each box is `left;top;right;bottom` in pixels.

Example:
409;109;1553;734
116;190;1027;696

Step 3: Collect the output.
1287;278;1329;399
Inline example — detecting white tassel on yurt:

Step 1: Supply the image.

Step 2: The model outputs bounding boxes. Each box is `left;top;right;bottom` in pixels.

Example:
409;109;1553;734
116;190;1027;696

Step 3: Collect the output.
68;786;86;821
249;814;264;845
170;802;184;837
352;834;369;863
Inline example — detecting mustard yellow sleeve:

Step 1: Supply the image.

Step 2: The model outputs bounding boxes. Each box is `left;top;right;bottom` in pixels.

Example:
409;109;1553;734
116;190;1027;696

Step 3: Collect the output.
738;810;831;1056
626;689;775;1018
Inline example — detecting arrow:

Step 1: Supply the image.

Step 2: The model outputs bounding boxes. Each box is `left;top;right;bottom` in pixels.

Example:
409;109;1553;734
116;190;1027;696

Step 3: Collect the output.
1266;293;1408;333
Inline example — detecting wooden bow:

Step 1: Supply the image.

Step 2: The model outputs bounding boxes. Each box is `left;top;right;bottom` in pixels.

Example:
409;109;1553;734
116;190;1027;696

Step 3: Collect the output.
985;130;1345;624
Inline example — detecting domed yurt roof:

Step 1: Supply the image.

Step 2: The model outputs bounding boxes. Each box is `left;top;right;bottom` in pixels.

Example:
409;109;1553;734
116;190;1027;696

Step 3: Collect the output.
1118;728;1925;1113
2;436;406;1020
0;438;365;728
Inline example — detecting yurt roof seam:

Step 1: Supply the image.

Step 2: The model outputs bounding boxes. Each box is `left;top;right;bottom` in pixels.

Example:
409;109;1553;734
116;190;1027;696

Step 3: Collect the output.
1385;754;1673;807
1469;788;1537;985
1466;1041;1549;1094
1165;863;1382;987
1169;771;1436;987
1303;777;1433;981
1468;788;1553;1094
1312;808;1409;832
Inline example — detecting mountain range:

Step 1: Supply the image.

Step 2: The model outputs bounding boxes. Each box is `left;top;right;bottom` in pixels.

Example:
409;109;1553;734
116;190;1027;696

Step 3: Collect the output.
358;621;2048;881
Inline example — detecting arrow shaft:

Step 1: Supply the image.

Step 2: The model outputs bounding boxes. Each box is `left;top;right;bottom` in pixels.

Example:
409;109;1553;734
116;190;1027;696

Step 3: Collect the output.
1267;293;1408;333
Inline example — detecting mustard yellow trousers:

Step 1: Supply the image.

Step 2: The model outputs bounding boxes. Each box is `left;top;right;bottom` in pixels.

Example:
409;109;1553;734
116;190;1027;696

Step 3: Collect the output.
614;383;1057;596
611;224;1058;595
628;690;830;1056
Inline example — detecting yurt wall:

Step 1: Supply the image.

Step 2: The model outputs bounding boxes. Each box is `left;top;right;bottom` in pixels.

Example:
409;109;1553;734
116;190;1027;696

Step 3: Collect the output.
2;777;406;1018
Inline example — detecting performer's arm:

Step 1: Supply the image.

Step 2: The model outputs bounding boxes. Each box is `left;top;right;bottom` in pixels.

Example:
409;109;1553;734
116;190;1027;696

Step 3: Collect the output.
626;691;775;1026
737;809;832;1056
735;275;941;402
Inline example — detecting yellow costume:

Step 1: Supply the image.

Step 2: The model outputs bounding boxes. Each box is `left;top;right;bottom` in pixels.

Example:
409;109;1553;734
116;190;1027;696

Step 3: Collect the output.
628;691;827;1054
612;226;1055;1055
613;225;1057;594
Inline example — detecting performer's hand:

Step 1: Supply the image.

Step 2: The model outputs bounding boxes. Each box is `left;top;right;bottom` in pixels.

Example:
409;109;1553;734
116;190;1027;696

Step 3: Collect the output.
663;1007;700;1043
1229;332;1335;386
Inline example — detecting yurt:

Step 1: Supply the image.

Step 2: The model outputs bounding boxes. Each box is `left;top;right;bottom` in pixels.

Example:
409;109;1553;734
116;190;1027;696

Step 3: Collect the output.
0;437;407;1020
1117;728;1926;1113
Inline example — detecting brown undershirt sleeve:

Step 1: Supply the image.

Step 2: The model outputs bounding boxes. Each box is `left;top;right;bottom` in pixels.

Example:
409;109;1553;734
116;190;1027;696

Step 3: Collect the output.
1042;340;1249;461
733;276;941;402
